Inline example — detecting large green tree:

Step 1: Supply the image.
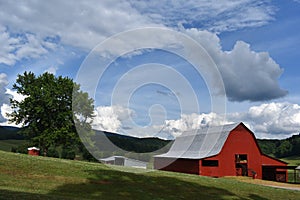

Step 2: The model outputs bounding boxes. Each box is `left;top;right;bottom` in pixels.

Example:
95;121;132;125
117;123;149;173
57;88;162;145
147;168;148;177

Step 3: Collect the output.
8;72;94;155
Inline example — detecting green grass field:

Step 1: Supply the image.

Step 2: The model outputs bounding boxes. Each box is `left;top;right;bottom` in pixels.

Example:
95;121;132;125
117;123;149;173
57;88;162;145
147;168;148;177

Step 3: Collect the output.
0;151;299;200
0;139;26;152
282;156;300;166
281;156;300;183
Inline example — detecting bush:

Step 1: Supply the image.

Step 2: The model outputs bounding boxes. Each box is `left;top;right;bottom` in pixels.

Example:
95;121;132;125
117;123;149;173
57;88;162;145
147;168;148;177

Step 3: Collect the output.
61;147;76;160
82;147;98;162
47;147;59;158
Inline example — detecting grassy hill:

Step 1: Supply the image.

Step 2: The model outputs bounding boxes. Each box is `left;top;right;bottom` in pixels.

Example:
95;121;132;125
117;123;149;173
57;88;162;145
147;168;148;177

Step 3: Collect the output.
0;150;299;200
0;139;26;152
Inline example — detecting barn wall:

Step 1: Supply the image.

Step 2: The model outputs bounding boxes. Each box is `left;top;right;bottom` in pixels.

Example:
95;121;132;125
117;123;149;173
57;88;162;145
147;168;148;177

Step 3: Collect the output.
261;155;287;182
154;157;199;175
214;125;263;178
28;150;39;156
199;157;220;177
261;155;286;166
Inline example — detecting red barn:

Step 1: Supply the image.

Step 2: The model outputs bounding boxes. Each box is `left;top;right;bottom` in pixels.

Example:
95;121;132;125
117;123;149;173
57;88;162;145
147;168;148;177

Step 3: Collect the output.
154;122;288;182
27;147;40;156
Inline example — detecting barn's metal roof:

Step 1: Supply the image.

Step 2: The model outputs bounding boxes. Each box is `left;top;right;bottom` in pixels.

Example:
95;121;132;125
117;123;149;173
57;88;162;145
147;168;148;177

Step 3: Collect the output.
155;122;242;159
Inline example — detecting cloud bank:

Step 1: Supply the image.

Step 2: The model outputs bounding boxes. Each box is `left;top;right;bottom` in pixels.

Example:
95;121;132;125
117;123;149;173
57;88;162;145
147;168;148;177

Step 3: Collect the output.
90;102;300;139
0;1;286;102
0;1;293;138
163;102;300;139
0;74;12;122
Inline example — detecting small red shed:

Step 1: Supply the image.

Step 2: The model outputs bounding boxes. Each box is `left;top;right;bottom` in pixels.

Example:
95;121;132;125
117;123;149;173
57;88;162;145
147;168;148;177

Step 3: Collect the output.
27;147;40;156
154;122;288;182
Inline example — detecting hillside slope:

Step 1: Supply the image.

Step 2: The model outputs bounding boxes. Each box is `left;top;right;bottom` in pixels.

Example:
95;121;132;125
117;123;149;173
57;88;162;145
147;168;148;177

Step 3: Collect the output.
0;150;299;200
1;125;299;159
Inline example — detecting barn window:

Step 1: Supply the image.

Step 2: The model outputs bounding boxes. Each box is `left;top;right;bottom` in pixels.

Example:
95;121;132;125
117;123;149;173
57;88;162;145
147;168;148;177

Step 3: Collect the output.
202;160;219;166
235;154;247;163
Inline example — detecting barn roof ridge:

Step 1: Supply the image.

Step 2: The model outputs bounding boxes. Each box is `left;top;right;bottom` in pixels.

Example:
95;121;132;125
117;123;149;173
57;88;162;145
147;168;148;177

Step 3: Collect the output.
155;122;244;159
179;122;242;137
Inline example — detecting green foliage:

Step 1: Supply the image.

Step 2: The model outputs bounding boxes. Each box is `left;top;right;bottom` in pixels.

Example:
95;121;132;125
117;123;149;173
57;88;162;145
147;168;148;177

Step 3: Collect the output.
10;142;28;154
276;140;292;157
8;72;94;156
80;145;98;162
93;130;172;153
46;146;59;158
258;133;300;158
61;146;76;160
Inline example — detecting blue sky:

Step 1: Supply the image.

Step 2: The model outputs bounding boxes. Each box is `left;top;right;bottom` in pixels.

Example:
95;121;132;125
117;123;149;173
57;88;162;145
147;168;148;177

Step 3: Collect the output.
0;0;300;139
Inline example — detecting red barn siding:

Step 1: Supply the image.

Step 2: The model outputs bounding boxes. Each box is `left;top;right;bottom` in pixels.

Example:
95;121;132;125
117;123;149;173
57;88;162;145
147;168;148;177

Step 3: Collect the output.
210;125;263;178
28;149;39;156
199;125;286;178
199;158;220;177
154;157;200;175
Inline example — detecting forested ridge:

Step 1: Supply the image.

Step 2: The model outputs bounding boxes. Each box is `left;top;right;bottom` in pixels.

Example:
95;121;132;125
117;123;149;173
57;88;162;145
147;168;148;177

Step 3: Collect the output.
257;133;300;158
1;125;299;159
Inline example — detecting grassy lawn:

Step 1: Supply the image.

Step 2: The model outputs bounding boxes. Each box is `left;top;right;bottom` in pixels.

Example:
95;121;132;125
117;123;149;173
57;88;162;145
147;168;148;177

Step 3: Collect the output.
282;156;300;166
0;150;299;200
0;140;26;152
281;156;300;183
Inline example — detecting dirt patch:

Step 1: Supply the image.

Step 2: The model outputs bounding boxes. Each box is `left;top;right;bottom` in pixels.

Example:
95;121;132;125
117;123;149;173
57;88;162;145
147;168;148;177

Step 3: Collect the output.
224;176;300;191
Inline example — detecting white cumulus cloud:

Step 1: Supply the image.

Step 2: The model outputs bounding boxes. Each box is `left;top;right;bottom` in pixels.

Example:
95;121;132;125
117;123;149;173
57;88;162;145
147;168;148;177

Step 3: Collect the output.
161;102;300;139
242;102;300;137
183;28;287;101
0;0;277;65
86;101;300;140
0;73;12;122
0;26;57;66
92;105;134;133
164;113;230;137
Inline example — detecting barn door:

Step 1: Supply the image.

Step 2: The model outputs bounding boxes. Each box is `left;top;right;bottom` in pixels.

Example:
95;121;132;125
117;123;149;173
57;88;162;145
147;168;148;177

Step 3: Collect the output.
235;154;248;176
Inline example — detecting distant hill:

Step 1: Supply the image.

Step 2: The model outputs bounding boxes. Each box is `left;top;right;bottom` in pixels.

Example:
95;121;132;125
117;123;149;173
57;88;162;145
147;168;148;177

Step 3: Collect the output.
93;130;172;153
0;126;172;154
1;125;299;158
257;133;300;158
0;126;24;140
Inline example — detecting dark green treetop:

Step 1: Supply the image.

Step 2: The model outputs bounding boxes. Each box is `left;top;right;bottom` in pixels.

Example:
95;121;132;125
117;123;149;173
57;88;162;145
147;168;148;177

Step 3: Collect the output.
8;71;94;154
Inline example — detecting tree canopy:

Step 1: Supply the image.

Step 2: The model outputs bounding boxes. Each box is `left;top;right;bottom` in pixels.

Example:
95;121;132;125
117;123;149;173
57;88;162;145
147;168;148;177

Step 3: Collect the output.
8;72;94;155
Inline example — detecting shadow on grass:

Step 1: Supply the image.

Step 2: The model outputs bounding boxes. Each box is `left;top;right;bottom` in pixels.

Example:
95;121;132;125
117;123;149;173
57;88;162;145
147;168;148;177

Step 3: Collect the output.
0;189;58;200
46;169;269;200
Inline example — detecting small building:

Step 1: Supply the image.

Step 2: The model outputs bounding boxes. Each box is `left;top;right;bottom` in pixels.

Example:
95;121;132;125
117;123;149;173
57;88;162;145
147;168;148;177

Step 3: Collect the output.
100;156;148;169
154;122;288;182
27;147;40;156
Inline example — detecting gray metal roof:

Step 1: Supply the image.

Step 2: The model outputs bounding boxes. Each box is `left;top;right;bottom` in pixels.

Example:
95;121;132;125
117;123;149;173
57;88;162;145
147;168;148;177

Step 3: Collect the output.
155;122;242;159
100;156;148;165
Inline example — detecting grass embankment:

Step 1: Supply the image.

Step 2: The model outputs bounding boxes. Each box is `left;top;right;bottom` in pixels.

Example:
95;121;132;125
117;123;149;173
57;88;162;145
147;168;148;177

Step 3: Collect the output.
0;140;26;152
0;151;299;200
281;156;300;183
282;156;300;166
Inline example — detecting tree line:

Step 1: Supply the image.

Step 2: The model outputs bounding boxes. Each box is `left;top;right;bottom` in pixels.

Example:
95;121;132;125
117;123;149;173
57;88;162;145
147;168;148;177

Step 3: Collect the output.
258;134;300;158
